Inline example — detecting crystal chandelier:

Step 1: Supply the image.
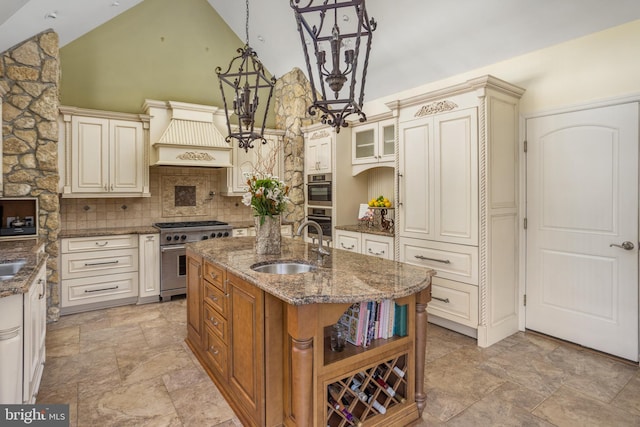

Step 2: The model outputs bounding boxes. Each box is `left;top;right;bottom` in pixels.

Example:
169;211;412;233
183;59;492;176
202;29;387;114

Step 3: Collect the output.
291;0;377;131
217;0;275;152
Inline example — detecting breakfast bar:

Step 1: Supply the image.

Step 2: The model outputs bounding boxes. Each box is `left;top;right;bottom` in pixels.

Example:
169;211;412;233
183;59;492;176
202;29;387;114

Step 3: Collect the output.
185;237;434;427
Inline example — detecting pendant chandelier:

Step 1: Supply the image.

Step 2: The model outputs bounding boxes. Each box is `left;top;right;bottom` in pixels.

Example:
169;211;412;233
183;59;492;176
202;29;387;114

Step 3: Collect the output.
291;0;376;131
216;0;275;152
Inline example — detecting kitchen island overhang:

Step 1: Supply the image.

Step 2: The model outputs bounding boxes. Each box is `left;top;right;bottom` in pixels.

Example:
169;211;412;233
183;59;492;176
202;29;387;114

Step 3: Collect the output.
185;237;434;427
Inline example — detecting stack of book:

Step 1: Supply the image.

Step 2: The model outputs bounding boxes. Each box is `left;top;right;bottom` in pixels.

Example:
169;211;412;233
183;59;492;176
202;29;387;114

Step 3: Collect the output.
338;300;408;348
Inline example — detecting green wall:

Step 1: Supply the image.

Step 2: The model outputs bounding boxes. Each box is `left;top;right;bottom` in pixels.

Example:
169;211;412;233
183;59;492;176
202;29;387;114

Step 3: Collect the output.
60;0;275;125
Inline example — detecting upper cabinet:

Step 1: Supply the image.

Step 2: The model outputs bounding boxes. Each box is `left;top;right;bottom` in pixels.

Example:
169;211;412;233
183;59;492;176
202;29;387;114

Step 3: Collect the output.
351;117;395;175
59;106;151;198
220;130;285;196
305;127;332;174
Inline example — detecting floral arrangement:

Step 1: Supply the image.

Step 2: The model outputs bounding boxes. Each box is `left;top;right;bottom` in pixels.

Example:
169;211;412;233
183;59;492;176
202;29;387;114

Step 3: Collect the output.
242;173;290;224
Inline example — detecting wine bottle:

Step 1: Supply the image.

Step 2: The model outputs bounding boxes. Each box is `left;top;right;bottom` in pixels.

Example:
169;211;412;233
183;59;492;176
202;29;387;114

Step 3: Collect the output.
328;386;362;426
363;382;387;414
393;365;406;378
350;378;368;402
374;368;406;403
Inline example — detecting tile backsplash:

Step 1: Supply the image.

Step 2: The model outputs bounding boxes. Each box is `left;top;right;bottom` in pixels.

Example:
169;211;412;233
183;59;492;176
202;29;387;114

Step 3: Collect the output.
60;166;253;231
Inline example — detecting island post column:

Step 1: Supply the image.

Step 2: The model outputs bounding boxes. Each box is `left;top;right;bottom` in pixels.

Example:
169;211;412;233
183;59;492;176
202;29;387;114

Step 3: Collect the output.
285;303;318;426
414;285;432;415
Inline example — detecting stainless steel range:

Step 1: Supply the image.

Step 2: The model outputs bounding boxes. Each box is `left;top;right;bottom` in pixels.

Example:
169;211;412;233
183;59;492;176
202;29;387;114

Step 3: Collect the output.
154;221;232;301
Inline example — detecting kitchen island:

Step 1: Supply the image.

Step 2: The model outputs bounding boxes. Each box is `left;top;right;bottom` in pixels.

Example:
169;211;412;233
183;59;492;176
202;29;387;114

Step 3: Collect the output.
185;237;434;427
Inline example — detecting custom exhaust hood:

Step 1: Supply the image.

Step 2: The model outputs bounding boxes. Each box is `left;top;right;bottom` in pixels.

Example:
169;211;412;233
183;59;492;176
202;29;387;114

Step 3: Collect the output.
144;100;233;168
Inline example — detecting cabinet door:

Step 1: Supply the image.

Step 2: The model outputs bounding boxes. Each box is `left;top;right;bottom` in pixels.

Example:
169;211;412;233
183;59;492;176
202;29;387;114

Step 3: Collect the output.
352;122;377;164
186;253;204;349
378;118;396;162
24;264;46;404
0;294;22;404
110;120;144;193
227;272;265;425
71;116;109;193
305;130;332;174
399;116;433;240
138;234;160;301
433;108;478;245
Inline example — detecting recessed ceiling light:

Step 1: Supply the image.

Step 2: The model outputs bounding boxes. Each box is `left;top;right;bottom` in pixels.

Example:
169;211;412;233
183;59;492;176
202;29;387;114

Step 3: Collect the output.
111;1;121;6
257;35;265;42
44;11;57;19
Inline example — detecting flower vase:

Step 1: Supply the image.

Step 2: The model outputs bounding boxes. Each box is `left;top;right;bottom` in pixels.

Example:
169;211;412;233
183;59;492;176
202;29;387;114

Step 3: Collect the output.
254;215;281;255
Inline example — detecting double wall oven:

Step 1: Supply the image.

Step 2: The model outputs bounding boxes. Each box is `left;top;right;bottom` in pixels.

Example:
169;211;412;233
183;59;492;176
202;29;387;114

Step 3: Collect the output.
155;221;232;301
306;173;333;241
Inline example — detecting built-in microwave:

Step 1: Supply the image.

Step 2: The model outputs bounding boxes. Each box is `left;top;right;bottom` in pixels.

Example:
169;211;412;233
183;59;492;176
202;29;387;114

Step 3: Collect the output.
307;173;332;206
0;197;38;238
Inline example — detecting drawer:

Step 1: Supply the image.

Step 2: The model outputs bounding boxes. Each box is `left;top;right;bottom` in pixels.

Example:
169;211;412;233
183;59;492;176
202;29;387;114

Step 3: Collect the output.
205;325;228;378
204;302;228;343
232;227;255;237
399;237;478;285
362;235;394;260
335;231;360;253
61;272;138;307
205;282;228;317
427;277;478;328
61;235;138;253
61;248;138;279
203;261;225;291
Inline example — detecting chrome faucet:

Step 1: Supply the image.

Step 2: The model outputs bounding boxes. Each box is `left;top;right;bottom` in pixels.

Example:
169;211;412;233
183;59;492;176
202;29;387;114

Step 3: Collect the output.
296;220;330;260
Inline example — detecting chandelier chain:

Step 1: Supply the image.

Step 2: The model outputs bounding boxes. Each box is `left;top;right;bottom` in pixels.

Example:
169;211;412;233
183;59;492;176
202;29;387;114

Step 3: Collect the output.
245;0;250;45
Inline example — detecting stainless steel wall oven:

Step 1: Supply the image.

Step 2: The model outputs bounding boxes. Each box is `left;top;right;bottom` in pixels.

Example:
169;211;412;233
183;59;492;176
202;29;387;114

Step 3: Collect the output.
307;173;332;206
307;207;332;240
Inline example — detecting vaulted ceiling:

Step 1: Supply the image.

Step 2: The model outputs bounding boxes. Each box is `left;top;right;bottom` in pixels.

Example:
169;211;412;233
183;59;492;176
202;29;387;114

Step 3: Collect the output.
2;0;640;101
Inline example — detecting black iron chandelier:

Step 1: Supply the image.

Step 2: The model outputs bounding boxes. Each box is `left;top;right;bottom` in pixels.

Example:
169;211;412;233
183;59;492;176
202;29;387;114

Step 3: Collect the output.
216;0;275;152
291;0;376;131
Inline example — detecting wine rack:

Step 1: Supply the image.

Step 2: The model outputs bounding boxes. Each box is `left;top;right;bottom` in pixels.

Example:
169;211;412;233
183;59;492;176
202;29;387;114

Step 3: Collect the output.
325;354;409;427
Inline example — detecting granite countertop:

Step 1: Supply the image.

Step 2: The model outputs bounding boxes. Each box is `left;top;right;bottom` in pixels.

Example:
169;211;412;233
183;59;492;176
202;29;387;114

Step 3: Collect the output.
187;237;434;306
334;224;394;237
0;238;48;298
59;226;159;239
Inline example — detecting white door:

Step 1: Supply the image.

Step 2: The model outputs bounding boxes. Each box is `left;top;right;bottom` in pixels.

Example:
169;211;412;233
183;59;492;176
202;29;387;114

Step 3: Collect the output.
526;102;639;361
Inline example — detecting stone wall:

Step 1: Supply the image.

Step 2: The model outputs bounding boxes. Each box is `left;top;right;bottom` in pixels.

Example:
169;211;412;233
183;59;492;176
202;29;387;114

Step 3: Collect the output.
273;68;317;230
1;31;60;321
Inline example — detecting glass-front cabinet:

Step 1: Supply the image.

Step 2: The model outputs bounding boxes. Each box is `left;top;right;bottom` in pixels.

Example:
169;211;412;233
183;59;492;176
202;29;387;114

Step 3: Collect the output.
352;118;395;175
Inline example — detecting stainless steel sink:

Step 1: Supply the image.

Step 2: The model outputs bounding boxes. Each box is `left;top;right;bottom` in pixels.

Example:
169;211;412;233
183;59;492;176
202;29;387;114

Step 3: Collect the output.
0;260;26;281
250;261;315;275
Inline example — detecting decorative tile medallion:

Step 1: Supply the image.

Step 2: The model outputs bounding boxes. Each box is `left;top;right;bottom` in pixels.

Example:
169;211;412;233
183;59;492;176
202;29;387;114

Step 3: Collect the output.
161;175;209;217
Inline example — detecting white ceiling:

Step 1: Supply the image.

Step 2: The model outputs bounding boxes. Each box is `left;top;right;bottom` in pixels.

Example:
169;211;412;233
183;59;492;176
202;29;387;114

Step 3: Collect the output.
2;0;640;101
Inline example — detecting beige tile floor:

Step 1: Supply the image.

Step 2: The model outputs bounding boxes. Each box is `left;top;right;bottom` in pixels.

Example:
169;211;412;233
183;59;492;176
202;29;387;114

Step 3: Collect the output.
38;298;640;426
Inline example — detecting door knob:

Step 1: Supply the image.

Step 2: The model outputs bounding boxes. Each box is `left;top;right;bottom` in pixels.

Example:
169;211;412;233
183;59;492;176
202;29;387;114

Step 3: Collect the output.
610;241;635;250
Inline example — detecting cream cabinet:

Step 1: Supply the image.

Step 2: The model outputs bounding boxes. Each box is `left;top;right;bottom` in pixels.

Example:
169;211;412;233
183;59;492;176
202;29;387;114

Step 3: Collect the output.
305;128;332;174
220;130;285;195
138;234;160;304
334;229;394;260
351;117;395;175
59;106;150;198
395;75;524;347
0;261;46;404
232;224;292;238
60;235;139;314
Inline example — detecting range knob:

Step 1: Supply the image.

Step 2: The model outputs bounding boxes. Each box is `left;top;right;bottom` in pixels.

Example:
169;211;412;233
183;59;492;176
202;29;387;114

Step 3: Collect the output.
210;232;217;238
173;235;180;241
166;236;172;242
217;232;223;238
223;231;229;237
181;235;187;241
202;235;209;240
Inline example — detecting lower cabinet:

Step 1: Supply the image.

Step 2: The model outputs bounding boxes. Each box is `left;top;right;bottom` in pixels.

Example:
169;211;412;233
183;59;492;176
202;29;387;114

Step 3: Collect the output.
0;261;47;404
334;229;395;260
137;234;160;304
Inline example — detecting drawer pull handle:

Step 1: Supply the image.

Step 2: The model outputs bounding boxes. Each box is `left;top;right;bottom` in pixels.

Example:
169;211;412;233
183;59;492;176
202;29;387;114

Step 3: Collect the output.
415;255;451;264
432;296;450;303
367;248;385;256
209;272;218;279
211;296;218;301
84;260;119;266
210;347;218;355
340;243;355;250
95;241;109;247
210;318;218;326
84;286;119;293
38;279;45;299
